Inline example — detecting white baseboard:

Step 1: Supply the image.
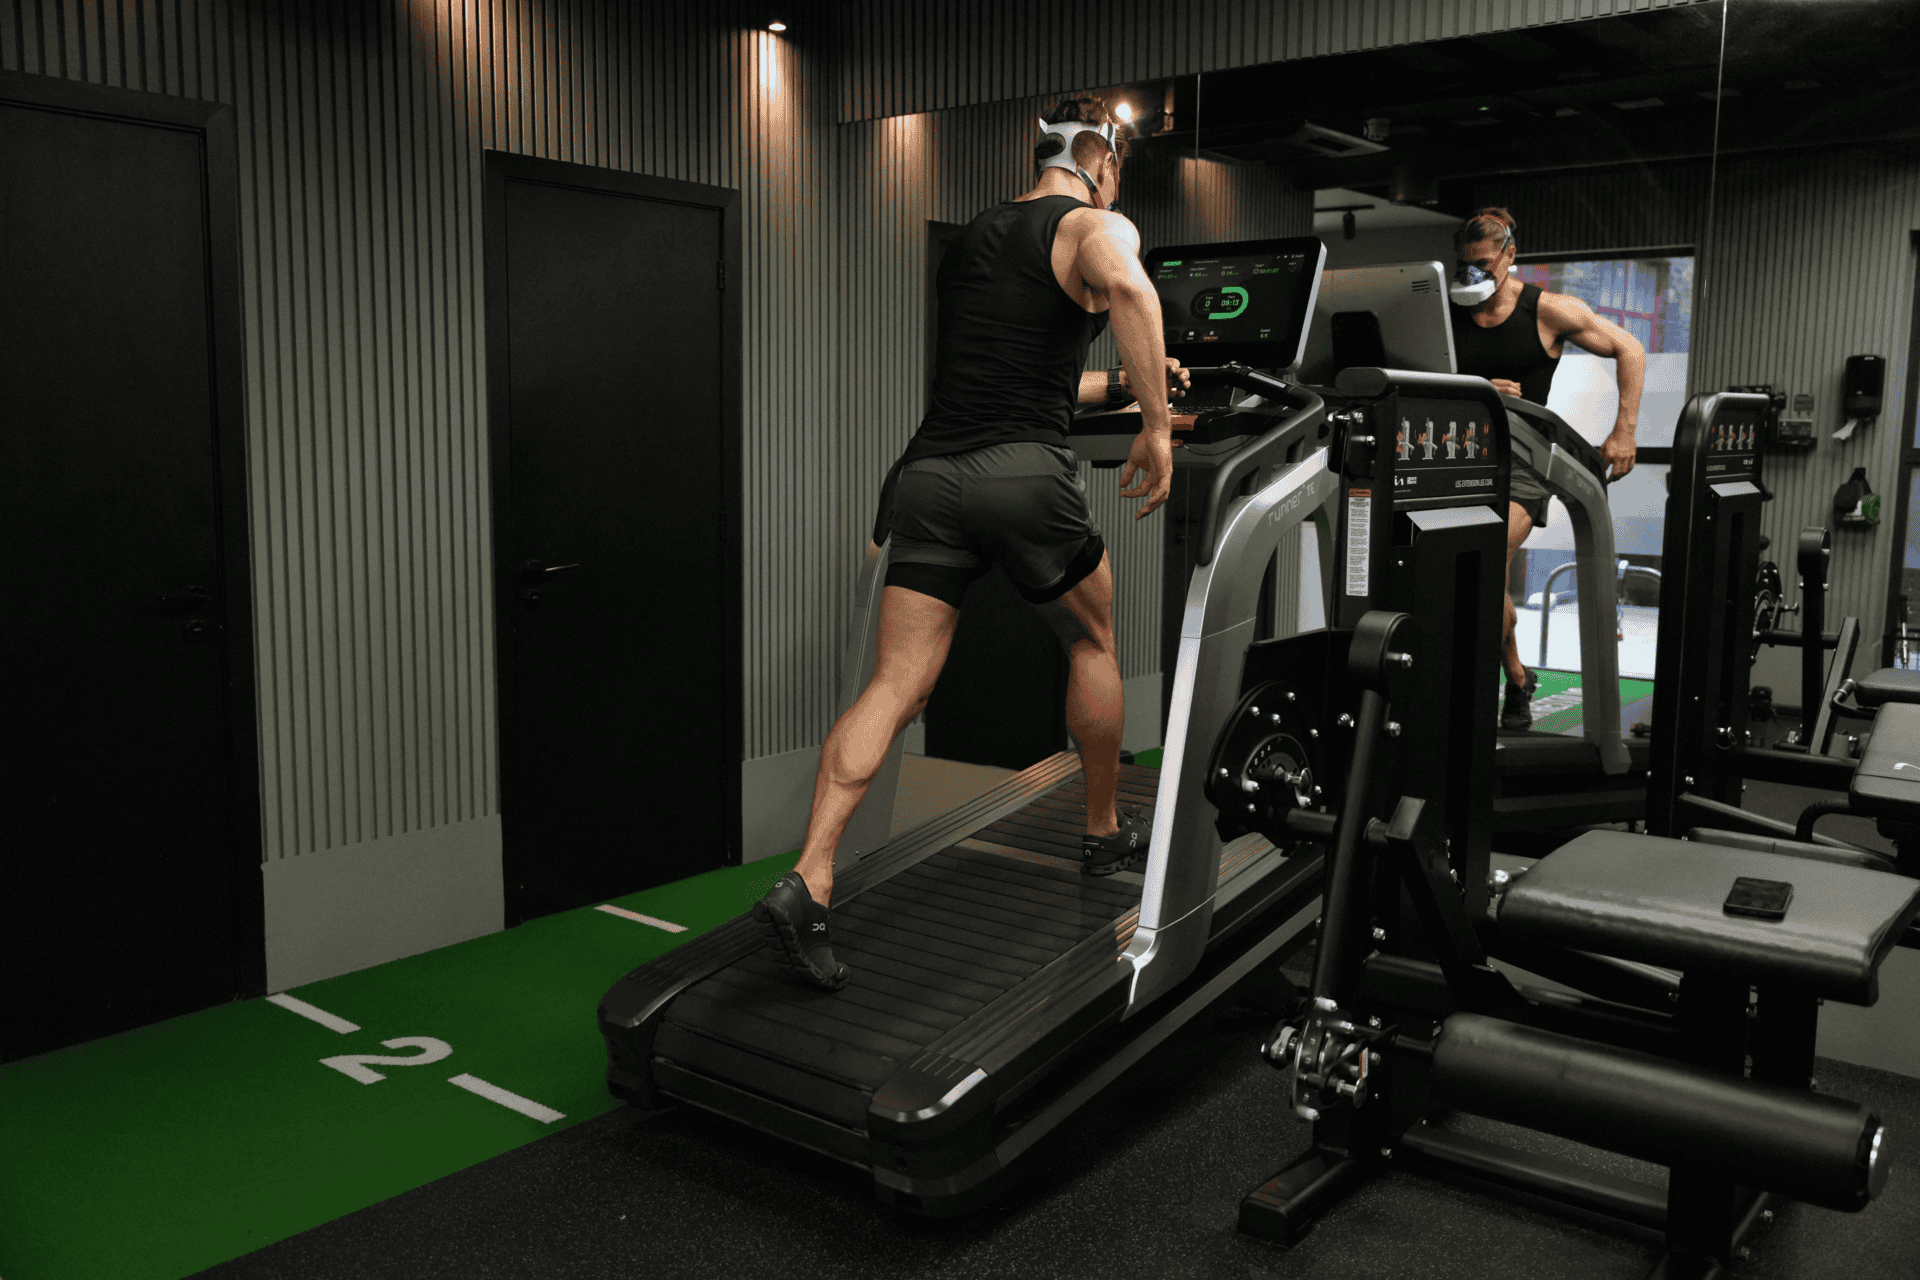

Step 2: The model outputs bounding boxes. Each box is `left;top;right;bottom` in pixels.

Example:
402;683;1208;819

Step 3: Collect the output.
741;744;821;863
1122;670;1162;753
263;816;504;991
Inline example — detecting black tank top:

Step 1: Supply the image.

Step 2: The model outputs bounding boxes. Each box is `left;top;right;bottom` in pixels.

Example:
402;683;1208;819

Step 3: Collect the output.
906;196;1109;461
1451;282;1559;405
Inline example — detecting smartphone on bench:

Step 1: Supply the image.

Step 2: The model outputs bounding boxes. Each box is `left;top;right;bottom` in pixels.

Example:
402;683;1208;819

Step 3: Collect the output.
1725;877;1793;921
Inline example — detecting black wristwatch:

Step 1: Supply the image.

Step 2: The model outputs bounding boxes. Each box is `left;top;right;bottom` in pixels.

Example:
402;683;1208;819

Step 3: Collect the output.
1105;367;1132;406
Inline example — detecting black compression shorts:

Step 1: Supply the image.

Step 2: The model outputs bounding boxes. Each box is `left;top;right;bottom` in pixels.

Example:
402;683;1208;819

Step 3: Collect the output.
881;442;1106;609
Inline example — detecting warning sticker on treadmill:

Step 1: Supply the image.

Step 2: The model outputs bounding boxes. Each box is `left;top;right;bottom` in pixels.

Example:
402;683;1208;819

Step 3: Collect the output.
1346;491;1371;597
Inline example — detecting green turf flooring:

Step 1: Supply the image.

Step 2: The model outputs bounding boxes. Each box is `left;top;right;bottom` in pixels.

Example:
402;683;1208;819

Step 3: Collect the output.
0;854;799;1280
1501;669;1653;735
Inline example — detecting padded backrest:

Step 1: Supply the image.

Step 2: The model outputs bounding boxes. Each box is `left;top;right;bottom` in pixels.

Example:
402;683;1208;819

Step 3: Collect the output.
1685;827;1896;874
1853;667;1920;709
1851;702;1920;823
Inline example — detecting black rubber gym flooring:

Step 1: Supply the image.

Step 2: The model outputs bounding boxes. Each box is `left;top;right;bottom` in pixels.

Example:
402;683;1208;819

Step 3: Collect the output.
194;979;1920;1280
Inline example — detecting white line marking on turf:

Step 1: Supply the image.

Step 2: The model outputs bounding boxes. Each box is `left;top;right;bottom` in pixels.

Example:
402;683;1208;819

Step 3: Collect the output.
596;904;687;933
267;993;361;1034
448;1073;566;1123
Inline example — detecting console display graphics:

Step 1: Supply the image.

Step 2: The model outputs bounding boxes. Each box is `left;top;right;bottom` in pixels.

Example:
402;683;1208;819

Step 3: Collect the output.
1391;398;1499;508
1703;409;1759;482
1153;249;1313;351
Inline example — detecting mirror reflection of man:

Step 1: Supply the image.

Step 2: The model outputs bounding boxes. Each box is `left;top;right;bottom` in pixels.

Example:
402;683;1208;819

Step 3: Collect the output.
1450;208;1646;730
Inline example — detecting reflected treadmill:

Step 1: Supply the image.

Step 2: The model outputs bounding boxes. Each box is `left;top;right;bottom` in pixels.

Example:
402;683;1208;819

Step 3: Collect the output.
1490;398;1649;834
599;365;1340;1214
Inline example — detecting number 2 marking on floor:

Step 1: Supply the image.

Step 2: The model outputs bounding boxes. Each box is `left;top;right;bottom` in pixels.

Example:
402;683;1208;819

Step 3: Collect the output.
320;1036;454;1084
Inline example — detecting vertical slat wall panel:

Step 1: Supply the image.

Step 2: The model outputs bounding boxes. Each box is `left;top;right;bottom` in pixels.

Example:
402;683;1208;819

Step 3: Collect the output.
0;1;854;858
1689;150;1919;660
2;1;1320;866
833;0;1712;124
1479;149;1920;659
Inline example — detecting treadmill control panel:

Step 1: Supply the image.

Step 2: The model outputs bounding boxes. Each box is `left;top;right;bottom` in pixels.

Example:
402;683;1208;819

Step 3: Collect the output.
1388;397;1500;509
1703;408;1760;483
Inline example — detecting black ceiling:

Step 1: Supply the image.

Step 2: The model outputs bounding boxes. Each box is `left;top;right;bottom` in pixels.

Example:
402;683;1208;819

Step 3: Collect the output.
1130;0;1918;208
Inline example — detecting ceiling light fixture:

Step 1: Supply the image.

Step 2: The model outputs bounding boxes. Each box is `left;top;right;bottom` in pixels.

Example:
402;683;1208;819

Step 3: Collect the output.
1114;102;1134;123
768;20;787;31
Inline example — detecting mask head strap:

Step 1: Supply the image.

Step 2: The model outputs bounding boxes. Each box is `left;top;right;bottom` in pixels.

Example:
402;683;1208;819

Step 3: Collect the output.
1037;118;1119;208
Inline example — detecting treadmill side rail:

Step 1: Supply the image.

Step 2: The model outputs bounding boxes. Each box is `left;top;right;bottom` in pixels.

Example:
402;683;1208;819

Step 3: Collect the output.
1128;450;1338;1015
598;915;766;1107
1505;410;1630;776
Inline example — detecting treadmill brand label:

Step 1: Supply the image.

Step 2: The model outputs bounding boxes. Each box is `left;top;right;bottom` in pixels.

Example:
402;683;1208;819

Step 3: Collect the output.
1346;492;1371;596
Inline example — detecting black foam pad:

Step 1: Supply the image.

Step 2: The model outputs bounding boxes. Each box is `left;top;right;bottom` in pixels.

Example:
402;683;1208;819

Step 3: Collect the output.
1852;702;1920;823
1855;667;1920;708
1498;830;1920;1005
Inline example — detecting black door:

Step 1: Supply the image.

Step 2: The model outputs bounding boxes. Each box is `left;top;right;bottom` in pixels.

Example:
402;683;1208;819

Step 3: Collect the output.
0;78;260;1060
486;155;741;924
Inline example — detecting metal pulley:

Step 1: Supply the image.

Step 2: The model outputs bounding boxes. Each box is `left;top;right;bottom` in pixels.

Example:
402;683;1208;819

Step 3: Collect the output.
1205;679;1331;845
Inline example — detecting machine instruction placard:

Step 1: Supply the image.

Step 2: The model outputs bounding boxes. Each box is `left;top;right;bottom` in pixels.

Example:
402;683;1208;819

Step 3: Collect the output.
1346;490;1371;596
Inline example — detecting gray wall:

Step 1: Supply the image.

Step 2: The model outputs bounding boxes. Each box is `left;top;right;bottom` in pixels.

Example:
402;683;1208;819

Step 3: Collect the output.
0;0;1306;986
1478;148;1920;661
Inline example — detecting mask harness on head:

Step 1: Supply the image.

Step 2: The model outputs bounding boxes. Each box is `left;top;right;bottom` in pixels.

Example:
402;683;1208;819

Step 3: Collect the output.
1037;118;1119;212
1450;223;1513;307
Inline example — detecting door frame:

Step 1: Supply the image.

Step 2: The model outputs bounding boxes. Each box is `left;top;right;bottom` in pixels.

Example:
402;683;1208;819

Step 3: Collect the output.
0;69;265;998
1878;229;1920;666
482;151;745;894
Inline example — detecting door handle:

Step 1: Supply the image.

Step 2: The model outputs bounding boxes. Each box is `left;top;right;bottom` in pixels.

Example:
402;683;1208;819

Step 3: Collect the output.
159;585;211;606
522;560;581;582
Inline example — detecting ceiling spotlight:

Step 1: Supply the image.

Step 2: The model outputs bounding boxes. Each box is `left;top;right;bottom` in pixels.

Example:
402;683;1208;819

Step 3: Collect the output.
1114;102;1134;123
768;20;787;31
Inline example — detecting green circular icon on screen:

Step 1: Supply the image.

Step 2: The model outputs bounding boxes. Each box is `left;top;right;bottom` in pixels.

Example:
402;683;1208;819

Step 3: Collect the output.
1191;286;1249;321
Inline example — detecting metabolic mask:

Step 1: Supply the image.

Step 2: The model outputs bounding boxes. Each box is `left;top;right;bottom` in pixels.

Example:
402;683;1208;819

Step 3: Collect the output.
1038;118;1119;211
1450;225;1513;306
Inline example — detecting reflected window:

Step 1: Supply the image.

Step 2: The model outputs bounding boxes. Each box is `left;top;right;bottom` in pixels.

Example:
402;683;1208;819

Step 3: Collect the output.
1513;255;1694;449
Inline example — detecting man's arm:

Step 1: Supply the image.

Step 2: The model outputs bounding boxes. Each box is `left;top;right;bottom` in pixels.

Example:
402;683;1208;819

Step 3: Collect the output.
1072;211;1173;517
1075;360;1191;406
1544;293;1646;480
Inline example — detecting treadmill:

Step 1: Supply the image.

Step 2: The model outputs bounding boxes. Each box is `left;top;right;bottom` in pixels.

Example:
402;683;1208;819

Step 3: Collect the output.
598;237;1338;1214
1294;260;1647;838
1491;399;1649;833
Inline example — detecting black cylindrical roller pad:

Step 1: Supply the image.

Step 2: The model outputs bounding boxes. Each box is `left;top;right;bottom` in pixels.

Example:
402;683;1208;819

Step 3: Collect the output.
1432;1014;1885;1211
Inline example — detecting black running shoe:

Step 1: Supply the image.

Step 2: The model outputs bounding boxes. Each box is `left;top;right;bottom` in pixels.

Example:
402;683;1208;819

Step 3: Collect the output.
1501;669;1540;731
755;872;849;990
1082;807;1152;876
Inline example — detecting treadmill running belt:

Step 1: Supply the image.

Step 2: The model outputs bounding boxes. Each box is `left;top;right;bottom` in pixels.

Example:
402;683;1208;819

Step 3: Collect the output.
652;768;1158;1137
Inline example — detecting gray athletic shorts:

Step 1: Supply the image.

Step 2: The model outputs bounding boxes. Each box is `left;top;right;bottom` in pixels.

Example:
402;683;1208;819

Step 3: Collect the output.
883;441;1106;610
1508;410;1551;528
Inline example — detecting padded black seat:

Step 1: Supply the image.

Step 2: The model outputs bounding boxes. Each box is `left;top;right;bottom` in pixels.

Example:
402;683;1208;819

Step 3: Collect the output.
1850;702;1920;824
1852;667;1920;708
1498;830;1920;1005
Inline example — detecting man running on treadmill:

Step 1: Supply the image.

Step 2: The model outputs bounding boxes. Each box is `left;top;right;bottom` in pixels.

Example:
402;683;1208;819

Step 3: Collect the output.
1450;207;1646;729
757;96;1183;989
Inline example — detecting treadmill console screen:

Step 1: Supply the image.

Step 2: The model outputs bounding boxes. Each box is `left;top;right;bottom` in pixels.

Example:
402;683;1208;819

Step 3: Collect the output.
1147;236;1325;370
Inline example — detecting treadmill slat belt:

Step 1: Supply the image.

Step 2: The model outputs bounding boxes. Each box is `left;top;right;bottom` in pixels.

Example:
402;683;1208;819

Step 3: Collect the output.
657;772;1155;1132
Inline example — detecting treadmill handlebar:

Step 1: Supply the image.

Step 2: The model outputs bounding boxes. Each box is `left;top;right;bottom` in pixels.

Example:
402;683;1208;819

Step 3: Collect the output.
1333;366;1507;425
1193;372;1325;568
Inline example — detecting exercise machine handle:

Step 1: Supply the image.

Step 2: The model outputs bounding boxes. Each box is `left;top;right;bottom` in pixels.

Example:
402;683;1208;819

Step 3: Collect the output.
1190;368;1325;568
